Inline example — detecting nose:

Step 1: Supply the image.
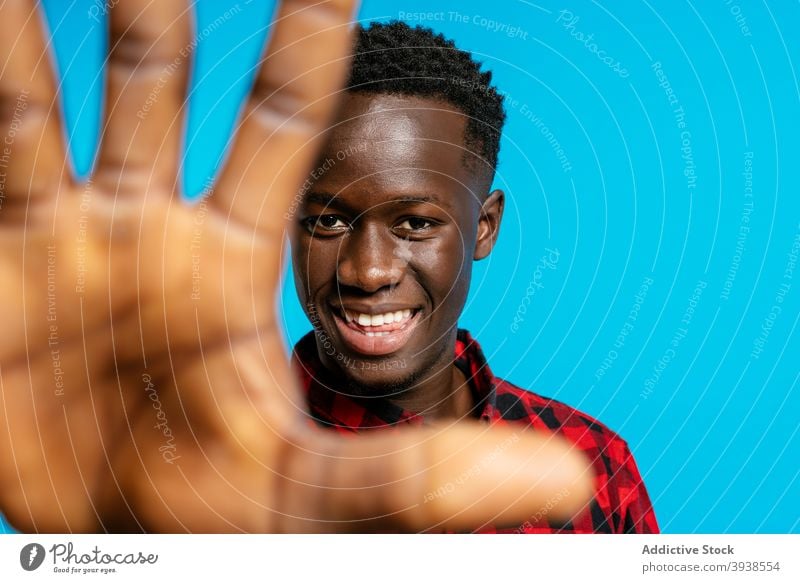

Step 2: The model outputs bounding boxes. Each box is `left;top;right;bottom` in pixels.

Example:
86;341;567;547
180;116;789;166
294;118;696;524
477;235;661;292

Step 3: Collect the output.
336;223;408;293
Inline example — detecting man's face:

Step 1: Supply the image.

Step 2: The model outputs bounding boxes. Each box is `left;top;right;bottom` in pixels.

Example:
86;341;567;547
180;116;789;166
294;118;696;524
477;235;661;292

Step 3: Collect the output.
291;93;502;393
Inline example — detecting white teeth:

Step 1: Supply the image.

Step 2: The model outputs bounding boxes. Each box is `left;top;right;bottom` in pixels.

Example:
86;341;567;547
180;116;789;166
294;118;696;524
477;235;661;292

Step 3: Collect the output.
344;308;415;327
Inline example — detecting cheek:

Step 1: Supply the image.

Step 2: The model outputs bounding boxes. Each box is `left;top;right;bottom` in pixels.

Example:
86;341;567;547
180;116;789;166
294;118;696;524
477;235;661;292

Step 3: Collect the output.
292;237;337;300
413;233;472;306
290;234;307;297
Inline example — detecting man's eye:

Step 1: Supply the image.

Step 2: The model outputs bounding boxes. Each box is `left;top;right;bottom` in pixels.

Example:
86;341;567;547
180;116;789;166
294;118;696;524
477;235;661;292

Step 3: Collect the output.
306;215;348;232
396;217;433;231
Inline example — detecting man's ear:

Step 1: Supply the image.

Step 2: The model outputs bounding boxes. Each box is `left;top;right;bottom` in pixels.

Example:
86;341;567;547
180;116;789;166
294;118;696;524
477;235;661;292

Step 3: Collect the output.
474;189;504;260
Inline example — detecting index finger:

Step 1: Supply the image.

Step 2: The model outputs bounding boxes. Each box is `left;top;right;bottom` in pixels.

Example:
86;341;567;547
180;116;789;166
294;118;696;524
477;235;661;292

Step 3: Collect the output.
212;0;357;238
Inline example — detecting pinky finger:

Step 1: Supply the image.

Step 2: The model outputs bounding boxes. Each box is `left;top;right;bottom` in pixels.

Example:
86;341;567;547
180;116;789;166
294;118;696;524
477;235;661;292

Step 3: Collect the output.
0;0;70;213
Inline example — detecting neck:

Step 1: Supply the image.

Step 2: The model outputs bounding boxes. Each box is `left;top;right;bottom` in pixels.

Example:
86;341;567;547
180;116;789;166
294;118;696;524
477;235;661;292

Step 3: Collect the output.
313;330;477;421
385;361;473;421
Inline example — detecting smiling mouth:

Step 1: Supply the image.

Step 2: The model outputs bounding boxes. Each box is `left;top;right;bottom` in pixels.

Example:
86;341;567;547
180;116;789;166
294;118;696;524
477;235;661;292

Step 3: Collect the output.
331;306;421;356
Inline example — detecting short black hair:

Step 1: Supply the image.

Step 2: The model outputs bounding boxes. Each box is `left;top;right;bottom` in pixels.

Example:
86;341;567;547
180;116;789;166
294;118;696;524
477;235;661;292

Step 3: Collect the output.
345;21;506;181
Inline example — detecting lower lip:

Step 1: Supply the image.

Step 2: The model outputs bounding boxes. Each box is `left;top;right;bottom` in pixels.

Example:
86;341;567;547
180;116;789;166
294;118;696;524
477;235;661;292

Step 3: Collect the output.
332;309;421;356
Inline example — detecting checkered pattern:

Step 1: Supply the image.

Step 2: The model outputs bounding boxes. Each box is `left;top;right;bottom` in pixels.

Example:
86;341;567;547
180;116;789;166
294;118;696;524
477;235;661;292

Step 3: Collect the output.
292;329;659;533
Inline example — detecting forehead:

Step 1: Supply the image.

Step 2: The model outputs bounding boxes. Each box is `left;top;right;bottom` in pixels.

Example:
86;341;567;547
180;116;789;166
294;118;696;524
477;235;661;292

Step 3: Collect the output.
327;92;468;145
311;93;480;205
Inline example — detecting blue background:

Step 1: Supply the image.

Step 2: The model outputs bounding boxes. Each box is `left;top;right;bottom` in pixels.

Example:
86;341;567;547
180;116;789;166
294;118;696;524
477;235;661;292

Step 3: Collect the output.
2;0;798;534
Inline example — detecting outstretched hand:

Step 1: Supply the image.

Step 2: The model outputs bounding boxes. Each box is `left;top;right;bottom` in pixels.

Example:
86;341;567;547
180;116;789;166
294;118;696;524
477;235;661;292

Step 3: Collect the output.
0;0;593;532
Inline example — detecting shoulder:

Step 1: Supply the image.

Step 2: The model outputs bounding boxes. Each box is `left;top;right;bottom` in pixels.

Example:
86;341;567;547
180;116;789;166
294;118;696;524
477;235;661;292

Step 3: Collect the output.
491;380;658;533
492;379;629;455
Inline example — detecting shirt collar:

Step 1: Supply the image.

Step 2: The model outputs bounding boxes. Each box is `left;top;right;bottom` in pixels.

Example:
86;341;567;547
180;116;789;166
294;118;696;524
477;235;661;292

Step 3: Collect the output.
292;328;499;430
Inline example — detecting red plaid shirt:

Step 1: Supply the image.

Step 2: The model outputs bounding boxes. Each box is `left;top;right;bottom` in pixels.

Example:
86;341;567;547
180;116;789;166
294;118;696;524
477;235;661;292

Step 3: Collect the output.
292;329;659;534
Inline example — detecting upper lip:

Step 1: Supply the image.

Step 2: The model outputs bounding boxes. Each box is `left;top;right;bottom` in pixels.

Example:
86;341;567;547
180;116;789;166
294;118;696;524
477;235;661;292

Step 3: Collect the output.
329;302;419;315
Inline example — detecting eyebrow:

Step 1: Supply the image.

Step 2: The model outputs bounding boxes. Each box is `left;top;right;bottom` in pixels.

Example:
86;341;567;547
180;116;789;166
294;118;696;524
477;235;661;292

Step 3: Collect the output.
305;191;440;211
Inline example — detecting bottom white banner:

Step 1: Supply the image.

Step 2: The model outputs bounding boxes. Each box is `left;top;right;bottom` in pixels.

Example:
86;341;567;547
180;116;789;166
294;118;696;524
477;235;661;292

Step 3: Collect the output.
0;534;797;582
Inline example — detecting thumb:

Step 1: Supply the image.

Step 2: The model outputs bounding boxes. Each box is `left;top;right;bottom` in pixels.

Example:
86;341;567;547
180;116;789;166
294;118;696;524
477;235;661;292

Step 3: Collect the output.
276;422;594;532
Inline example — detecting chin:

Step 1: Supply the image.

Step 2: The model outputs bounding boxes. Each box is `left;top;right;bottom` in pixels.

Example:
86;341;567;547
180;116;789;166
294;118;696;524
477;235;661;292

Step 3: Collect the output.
325;356;424;398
